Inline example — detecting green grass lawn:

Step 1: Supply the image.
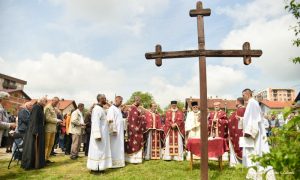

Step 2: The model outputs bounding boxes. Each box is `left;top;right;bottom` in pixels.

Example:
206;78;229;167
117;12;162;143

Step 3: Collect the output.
0;154;290;180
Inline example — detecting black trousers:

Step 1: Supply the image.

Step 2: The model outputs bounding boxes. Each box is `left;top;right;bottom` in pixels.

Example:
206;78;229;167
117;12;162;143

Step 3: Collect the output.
65;134;72;154
84;133;90;156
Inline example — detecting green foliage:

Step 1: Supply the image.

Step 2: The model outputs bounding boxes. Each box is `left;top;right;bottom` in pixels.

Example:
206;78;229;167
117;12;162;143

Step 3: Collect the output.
126;91;155;108
269;110;280;116
291;56;300;64
126;91;163;114
253;110;300;179
285;0;300;63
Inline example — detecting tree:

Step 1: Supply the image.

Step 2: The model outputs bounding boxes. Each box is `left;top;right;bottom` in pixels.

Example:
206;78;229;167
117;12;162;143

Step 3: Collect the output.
163;100;185;111
126;91;163;114
285;0;300;63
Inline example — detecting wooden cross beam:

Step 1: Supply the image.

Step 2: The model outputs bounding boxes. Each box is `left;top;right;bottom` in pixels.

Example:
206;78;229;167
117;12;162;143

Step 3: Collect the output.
145;1;262;180
145;43;262;65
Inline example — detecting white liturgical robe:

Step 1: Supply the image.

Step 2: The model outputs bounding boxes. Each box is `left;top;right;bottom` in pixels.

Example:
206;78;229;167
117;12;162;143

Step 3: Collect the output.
242;98;276;180
107;105;125;168
185;110;201;160
87;105;112;171
185;111;201;139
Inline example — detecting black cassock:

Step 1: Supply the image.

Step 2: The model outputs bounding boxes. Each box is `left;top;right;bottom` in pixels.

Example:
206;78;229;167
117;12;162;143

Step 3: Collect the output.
21;104;46;170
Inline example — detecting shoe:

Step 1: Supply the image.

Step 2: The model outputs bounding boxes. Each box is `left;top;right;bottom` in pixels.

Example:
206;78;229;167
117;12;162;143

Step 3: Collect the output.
46;160;54;163
70;156;77;160
65;152;70;155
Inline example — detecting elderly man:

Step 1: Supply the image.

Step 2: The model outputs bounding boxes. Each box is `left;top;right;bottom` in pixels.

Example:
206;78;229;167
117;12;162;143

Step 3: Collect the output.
21;97;47;170
185;101;201;139
107;96;125;168
144;102;164;160
208;102;228;139
17;102;33;135
185;101;201;160
163;101;185;161
0;92;16;145
12;101;33;160
87;94;112;171
44;97;62;163
69;103;85;160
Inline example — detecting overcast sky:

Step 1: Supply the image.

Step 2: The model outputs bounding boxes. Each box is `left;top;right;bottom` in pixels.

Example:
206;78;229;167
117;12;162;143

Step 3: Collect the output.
1;0;299;107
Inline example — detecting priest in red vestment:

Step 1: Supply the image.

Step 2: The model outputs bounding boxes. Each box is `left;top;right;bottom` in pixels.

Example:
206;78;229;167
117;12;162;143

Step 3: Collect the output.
144;102;164;160
228;97;245;166
208;101;228;139
125;96;146;164
162;101;185;161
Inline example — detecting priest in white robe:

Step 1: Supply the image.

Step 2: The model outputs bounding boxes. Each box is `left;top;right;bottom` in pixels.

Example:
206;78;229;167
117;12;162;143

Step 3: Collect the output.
107;96;125;168
87;94;112;171
241;89;276;180
185;101;201;160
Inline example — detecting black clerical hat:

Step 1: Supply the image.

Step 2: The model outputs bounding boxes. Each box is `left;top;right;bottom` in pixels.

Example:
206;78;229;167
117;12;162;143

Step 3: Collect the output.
191;101;198;107
171;100;177;105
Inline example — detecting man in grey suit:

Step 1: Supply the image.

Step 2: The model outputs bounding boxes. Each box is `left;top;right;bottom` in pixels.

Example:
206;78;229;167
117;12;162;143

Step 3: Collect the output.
0;92;16;145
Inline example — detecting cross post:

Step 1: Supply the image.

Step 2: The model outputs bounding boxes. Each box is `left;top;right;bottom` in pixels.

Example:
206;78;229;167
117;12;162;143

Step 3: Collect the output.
145;1;262;180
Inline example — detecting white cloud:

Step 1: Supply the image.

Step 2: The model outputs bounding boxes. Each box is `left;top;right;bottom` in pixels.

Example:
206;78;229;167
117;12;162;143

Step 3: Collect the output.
0;52;126;105
216;0;284;27
149;64;247;107
0;57;4;64
219;0;300;83
48;0;170;36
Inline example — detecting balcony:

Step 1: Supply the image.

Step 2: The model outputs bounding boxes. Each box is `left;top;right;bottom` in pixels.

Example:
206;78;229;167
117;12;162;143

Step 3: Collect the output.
2;81;17;89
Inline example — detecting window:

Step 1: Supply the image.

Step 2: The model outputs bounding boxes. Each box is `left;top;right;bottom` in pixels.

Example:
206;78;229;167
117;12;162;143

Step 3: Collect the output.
2;79;17;89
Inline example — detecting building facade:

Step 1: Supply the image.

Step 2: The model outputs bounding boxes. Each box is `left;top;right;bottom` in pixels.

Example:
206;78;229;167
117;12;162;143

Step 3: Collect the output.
0;73;31;115
255;88;296;102
259;100;293;114
0;73;27;91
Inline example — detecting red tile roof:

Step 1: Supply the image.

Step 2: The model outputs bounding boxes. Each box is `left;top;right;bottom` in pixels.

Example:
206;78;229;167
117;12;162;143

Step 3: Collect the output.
260;100;293;109
1;89;31;100
30;99;77;110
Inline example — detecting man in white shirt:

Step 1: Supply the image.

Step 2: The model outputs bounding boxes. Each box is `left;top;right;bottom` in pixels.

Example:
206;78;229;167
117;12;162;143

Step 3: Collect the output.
69;103;85;160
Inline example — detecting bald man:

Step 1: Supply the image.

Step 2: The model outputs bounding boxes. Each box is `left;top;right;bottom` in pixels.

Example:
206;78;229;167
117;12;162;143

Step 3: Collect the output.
87;94;112;171
125;96;146;164
107;96;125;168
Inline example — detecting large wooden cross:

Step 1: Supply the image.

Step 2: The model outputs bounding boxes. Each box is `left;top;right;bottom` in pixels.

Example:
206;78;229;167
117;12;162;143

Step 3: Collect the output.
145;1;262;180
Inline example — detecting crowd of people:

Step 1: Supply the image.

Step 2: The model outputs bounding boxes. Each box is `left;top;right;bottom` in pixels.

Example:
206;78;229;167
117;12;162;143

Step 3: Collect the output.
0;89;298;179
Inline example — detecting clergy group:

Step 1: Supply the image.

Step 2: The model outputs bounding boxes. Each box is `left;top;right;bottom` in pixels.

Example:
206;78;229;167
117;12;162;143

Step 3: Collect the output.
2;88;273;177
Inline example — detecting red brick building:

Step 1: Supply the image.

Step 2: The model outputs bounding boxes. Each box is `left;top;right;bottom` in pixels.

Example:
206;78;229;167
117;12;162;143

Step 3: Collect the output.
259;100;293;114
